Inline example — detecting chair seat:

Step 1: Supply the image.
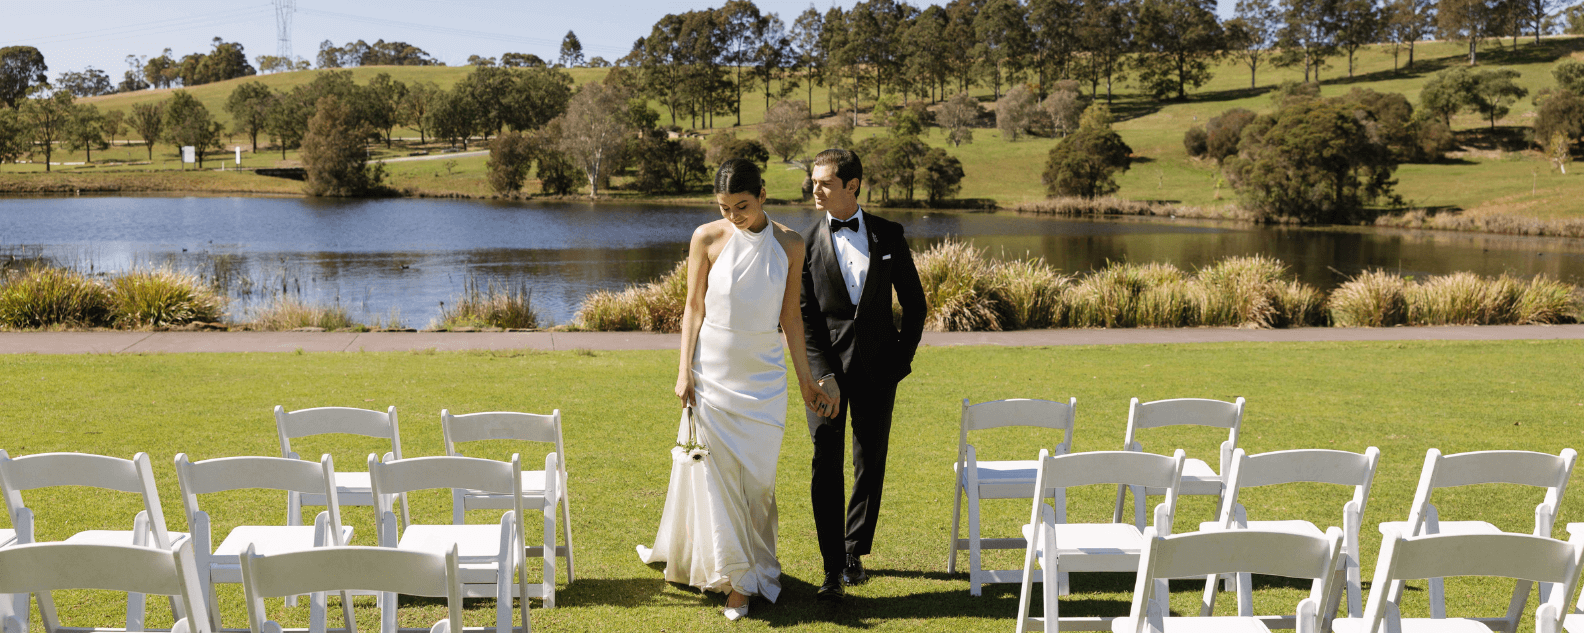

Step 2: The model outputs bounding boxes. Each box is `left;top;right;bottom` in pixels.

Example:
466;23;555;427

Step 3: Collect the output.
63;530;190;548
1022;522;1146;572
1111;616;1274;632
956;460;1040;485
459;471;552;506
1378;520;1503;538
1141;458;1222;496
1332;617;1496;633
1564;612;1584;632
298;472;374;507
215;525;355;558
0;529;13;548
398;525;512;585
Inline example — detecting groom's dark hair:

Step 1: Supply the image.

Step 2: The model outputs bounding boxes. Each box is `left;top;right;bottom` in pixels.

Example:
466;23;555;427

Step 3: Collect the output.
813;148;862;197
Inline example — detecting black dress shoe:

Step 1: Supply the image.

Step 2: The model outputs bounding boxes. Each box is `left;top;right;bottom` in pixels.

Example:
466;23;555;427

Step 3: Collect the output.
842;554;869;586
817;571;845;602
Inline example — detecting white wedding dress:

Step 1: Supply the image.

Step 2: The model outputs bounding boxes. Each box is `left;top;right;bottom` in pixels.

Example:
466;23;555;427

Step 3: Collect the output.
637;219;787;602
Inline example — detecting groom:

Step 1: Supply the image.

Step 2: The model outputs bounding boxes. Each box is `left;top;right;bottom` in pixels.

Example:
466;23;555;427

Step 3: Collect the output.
799;148;926;602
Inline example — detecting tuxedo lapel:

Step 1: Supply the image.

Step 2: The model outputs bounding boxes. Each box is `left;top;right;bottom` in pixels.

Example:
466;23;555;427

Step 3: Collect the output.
814;219;854;312
853;218;891;321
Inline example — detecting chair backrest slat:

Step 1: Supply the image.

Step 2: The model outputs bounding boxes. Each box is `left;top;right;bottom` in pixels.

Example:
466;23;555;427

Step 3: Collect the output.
958;398;1076;463
1129;397;1243;431
443;411;558;446
1235;448;1378;489
0;542;185;595
1429;450;1575;490
240;545;453;598
369;455;516;497
0;452;146;494
1144;528;1339;581
1037;451;1182;491
1383;532;1579;584
275;406;398;440
177;455;333;496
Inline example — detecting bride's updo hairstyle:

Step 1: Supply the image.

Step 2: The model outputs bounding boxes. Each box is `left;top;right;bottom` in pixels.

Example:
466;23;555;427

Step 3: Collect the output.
714;158;765;195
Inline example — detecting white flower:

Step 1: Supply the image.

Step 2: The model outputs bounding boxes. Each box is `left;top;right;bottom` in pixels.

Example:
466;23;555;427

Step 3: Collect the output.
688;448;710;461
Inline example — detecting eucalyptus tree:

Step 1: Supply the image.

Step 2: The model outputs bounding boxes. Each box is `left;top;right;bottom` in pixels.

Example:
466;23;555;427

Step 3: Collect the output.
0;46;48;109
790;7;827;111
1133;0;1225;100
1334;0;1383;77
719;0;763;126
903;5;954;102
1225;0;1281;88
225;81;276;152
1028;0;1081;97
973;0;1033;100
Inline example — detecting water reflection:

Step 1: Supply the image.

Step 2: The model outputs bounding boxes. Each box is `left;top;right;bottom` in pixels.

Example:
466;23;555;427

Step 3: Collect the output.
2;196;1582;326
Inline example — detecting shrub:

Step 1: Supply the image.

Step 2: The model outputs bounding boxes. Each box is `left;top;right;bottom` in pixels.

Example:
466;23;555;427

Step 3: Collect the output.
938;92;982;147
1534;89;1584;154
1514;275;1580;323
1195;256;1283;327
915;148;965;205
436;276;540;330
706;132;770;168
300;95;384;197
632;134;708;195
1271;81;1320;105
1043;126;1133;199
1205;108;1257;162
249;297;356;331
1039;89;1084;138
108;267;225;328
573;261;686;332
1416;118;1456;162
1555;59;1584;94
760;99;817;161
536;147;582;196
913;239;1001;331
822;115;855;150
0;265;111;329
1327;270;1412;327
1183;126;1208;157
1223;99;1397;224
996;84;1037;142
487;131;537;195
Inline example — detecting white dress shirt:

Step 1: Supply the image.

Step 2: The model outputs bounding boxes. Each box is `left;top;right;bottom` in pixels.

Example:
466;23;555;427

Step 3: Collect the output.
827;208;870;306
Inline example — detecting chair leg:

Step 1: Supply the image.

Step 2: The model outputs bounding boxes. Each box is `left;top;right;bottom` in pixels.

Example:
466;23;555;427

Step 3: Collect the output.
948;483;964;574
128;513;149;632
380;591;397;633
1429;577;1446;619
1346;555;1363;618
1500;579;1533;633
543;507;557;609
967;489;983;596
560;489;577;584
339;591;355;633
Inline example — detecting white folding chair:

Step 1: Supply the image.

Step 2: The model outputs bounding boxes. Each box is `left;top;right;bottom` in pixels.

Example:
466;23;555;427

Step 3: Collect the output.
275;406;410;530
1377;448;1576;629
370;453;534;631
0;450;189;632
240;544;465;633
174;454;355;632
1114;526;1345;633
1200;447;1380;626
1115;397;1245;529
1016;449;1187;633
948;397;1077;597
0;541;211;633
0;529;19;632
442;409;575;589
1332;530;1584;633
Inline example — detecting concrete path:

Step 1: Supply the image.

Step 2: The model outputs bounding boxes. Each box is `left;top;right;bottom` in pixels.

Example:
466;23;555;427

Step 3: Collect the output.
2;324;1582;355
381;150;488;163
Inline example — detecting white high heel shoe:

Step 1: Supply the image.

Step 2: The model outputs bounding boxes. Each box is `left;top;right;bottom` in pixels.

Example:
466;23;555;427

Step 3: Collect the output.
724;603;750;621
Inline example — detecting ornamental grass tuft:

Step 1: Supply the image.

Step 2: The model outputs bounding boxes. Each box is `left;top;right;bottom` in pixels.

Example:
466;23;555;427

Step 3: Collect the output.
107;266;225;328
249;297;356;331
436;276;541;330
0;265;112;329
574;261;687;333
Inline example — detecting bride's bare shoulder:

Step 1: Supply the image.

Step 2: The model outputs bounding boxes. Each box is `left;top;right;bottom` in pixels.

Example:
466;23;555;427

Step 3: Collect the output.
770;222;805;251
692;219;732;245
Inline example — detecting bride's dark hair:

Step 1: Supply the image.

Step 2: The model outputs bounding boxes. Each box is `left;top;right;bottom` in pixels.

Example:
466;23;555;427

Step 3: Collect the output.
714;158;765;195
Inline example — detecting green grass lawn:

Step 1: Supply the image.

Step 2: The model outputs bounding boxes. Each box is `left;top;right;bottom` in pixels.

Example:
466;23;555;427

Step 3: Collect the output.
4;340;1584;631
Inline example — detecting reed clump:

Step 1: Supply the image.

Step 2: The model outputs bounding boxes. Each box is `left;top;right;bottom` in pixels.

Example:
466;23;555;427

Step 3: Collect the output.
0;265;112;329
249;297;356;331
435;277;541;330
1330;269;1580;327
574;261;688;333
107;266;226;328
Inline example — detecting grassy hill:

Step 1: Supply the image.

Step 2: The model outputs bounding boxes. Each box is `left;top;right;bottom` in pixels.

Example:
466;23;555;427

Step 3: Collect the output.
8;36;1584;225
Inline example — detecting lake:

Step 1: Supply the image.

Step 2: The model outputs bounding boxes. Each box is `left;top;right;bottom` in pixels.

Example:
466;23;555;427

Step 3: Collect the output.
3;196;1583;327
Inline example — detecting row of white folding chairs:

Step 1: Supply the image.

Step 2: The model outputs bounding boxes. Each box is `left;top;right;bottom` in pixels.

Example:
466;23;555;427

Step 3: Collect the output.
0;444;562;631
1009;445;1579;633
274;407;575;585
951;397;1246;596
0;539;497;633
1017;522;1584;633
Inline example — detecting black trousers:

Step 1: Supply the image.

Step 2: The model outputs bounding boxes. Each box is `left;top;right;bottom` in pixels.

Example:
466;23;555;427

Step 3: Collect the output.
807;379;897;574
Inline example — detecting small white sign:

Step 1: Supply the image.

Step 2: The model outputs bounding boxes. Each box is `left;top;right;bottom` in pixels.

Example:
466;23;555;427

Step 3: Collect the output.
181;146;195;164
235;147;242;165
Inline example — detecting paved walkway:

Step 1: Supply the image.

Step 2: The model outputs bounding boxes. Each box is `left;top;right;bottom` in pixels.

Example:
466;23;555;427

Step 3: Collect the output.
2;324;1582;355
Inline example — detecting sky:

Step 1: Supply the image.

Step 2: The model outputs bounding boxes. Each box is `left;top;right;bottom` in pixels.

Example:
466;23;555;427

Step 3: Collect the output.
1;0;1238;82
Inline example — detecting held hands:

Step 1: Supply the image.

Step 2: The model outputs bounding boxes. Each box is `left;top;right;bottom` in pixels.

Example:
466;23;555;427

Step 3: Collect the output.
804;376;841;419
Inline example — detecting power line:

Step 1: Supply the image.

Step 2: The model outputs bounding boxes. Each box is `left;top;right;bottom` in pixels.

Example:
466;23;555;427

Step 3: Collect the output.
275;0;297;60
295;7;631;55
9;5;273;48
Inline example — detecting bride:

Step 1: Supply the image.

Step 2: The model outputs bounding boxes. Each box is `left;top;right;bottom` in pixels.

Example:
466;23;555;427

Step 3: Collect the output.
637;159;837;621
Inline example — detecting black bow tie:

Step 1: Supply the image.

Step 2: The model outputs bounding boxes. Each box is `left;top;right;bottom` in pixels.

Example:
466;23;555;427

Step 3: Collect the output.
830;217;860;233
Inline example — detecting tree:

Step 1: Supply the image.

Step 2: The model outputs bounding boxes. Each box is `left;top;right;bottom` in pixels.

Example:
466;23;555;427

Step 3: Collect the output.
0;46;48;109
1043;126;1134;198
752;13;798;112
1039;83;1086;137
501;52;547;68
791;7;827;111
118;55;150;92
427;88;479;149
719;0;764;126
21;92;73;171
1467;68;1527;128
1225;0;1281;88
938;91;982;147
487;131;537;195
1439;0;1502;65
225;82;275;153
632;133;709;194
142;50;177;89
1184;125;1209;156
364;73;407;148
1224;98;1398;223
996;84;1037;141
554;83;632;197
1535;90;1584;156
1133;0;1226;100
1334;0;1383;77
1555;59;1584;94
56;67;113;98
300;95;382;196
1275;0;1340;83
903;5;954;102
559;31;586;68
130;101;164;160
1389;0;1437;69
1516;0;1561;44
163;90;223;169
455;66;515;141
501;67;575;133
1028;0;1081;99
974;0;1034;100
705;131;770;167
760;99;816;161
63;103;107;162
915;147;965;204
102;108;125;147
856;135;928;202
1420;67;1474;125
1567;3;1584;34
1077;0;1136;103
400;81;441;144
822;115;854;149
0;108;27;163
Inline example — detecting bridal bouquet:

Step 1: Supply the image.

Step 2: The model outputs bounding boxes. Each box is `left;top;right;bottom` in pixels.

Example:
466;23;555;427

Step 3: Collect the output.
674;406;710;464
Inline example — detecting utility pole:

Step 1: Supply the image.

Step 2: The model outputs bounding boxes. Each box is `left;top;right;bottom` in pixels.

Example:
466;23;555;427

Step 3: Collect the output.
274;0;296;61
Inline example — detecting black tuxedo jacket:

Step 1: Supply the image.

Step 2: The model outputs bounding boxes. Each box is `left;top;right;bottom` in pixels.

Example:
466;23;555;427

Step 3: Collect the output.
800;211;927;389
